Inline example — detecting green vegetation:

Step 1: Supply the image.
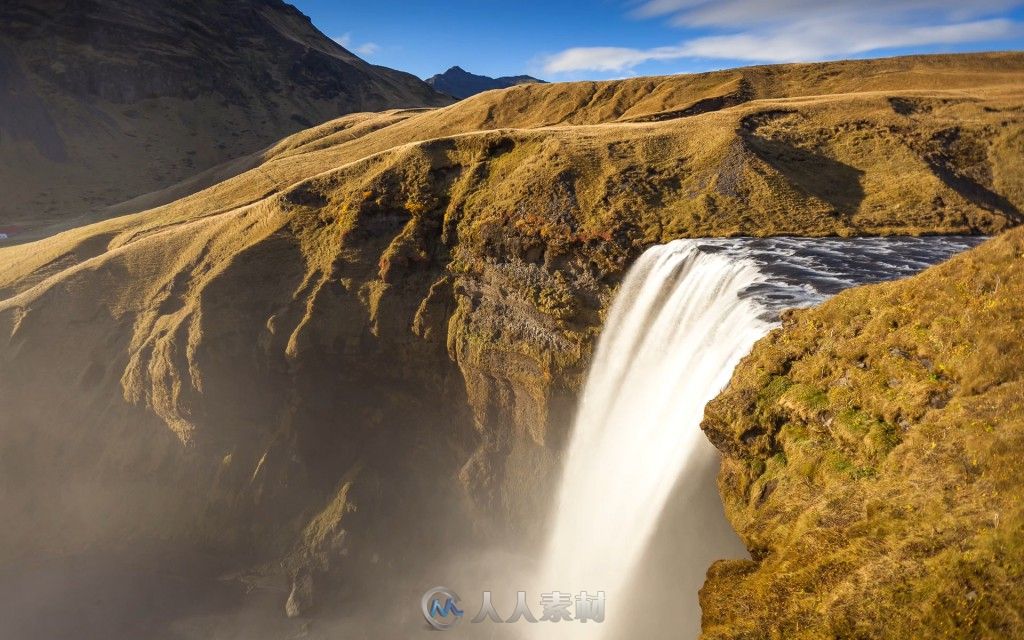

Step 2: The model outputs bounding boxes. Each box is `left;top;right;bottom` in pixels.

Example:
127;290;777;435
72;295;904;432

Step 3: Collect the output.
701;227;1024;639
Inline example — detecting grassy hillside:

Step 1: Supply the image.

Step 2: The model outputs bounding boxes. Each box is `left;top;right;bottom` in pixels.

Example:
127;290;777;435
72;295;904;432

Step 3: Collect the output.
0;0;452;230
0;52;1021;622
4;53;1022;288
701;226;1024;638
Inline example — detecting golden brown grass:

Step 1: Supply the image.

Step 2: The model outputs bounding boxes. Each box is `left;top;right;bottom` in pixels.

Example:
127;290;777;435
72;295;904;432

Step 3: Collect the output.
3;53;1022;291
701;227;1024;639
0;52;1021;626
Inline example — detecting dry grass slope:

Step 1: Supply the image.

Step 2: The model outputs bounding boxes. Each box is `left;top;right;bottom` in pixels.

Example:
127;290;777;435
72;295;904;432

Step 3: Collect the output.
701;227;1024;638
0;0;451;229
0;52;1021;623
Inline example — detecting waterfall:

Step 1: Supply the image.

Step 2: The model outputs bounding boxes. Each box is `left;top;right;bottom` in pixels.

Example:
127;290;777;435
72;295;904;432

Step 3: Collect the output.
538;240;772;637
403;236;980;639
535;235;984;639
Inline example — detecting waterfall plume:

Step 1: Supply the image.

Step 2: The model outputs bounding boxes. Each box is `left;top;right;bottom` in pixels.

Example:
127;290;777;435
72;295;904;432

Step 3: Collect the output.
538;235;984;639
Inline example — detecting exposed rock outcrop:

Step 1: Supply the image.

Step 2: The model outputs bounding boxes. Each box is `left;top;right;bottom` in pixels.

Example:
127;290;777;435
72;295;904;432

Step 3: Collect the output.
0;53;1021;623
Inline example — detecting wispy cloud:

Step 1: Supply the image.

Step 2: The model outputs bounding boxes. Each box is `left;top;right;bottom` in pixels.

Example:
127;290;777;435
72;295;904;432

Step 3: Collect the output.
333;33;382;59
355;42;381;56
543;0;1022;74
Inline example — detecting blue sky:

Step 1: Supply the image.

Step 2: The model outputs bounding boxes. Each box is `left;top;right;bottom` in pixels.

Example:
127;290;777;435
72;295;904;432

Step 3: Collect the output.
292;0;1024;81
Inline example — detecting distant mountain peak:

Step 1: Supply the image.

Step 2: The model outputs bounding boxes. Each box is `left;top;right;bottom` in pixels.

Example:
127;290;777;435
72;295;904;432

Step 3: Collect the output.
426;66;545;99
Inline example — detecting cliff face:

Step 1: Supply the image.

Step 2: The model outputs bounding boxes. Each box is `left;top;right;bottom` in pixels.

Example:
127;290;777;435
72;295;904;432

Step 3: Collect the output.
701;227;1024;638
0;53;1022;618
0;0;452;229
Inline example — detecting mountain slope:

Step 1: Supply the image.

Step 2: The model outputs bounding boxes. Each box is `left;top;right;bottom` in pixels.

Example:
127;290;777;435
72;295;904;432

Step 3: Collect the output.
701;225;1024;638
0;0;452;230
426;65;545;98
0;52;1021;631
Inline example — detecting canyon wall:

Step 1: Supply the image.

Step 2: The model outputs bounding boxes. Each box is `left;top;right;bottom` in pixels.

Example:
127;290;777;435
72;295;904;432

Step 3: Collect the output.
0;53;1021;618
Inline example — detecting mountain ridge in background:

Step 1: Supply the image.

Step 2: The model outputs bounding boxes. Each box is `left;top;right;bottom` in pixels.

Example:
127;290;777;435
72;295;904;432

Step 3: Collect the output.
426;64;545;98
0;0;453;232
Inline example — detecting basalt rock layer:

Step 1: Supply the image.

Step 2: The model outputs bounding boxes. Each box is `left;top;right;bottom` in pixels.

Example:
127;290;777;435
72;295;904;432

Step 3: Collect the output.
0;53;1022;623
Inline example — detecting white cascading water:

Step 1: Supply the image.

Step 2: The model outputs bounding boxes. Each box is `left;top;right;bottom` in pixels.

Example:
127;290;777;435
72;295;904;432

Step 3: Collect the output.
532;235;984;639
537;239;773;638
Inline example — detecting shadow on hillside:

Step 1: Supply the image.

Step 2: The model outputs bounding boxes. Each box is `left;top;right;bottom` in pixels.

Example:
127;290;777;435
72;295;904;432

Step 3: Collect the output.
923;127;1023;225
926;158;1023;226
745;134;866;216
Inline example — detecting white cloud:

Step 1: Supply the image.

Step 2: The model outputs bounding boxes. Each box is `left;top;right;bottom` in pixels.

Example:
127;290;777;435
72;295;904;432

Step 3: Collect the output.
543;0;1022;74
355;42;381;56
633;0;1018;25
543;46;683;73
682;18;1016;61
333;33;381;59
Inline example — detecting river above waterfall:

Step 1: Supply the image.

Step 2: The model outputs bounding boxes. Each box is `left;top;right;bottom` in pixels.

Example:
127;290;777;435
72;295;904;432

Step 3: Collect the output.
538;235;985;640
